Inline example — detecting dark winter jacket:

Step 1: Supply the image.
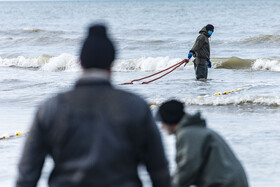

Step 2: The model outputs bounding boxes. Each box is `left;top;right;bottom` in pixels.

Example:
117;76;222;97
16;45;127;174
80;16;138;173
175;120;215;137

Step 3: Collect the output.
190;27;211;64
16;76;171;187
173;113;248;187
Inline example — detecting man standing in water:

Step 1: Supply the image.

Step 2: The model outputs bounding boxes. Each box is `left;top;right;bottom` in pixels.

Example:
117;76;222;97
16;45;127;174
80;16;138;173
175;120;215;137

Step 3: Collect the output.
16;24;171;187
188;24;214;80
157;99;249;187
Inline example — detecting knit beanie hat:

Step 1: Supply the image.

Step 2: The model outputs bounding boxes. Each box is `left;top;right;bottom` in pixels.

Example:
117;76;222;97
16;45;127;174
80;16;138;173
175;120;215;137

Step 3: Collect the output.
206;24;214;32
80;24;115;69
157;99;185;125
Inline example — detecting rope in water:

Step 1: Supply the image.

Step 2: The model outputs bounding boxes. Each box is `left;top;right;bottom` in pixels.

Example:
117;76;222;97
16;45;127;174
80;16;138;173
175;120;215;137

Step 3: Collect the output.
120;59;189;85
0;131;28;140
197;88;243;98
148;88;244;108
0;89;243;141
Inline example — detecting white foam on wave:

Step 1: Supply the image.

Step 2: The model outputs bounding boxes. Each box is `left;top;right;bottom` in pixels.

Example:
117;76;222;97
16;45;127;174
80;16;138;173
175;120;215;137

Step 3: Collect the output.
148;95;280;107
1;54;280;73
0;55;190;72
40;53;80;72
252;59;280;72
22;28;42;33
184;95;280;106
22;28;67;34
0;55;42;68
114;57;279;72
0;53;80;72
113;56;192;72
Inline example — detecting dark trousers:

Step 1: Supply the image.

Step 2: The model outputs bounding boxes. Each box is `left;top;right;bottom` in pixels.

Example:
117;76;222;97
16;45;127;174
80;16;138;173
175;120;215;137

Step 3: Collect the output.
194;59;208;80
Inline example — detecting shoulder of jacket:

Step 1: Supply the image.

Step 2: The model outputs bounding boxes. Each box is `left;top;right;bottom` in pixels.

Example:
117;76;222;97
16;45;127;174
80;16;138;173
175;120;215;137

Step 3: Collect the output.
199;33;208;40
36;94;63;127
178;126;210;140
39;95;59;112
198;33;205;38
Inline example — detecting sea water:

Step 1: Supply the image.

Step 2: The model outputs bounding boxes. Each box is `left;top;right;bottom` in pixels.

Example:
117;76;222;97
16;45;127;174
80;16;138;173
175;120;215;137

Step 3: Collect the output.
0;0;280;186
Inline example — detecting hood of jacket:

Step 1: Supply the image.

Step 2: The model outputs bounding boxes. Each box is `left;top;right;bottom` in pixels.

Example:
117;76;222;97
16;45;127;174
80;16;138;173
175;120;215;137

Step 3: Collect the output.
199;26;211;38
178;112;206;130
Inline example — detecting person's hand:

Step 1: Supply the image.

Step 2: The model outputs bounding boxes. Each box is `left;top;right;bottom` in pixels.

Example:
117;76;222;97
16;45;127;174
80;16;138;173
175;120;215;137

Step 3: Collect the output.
183;59;189;67
188;52;193;59
207;60;212;68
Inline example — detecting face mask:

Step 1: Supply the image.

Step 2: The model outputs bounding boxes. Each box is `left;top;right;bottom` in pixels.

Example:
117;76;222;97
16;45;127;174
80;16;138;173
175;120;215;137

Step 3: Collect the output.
208;30;213;36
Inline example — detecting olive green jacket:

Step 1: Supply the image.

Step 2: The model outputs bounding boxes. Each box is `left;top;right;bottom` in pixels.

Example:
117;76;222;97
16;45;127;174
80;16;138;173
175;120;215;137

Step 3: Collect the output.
173;113;248;187
190;27;211;64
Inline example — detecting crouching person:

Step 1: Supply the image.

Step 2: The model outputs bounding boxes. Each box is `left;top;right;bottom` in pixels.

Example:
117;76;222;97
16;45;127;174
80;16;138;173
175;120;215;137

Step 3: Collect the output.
157;99;248;187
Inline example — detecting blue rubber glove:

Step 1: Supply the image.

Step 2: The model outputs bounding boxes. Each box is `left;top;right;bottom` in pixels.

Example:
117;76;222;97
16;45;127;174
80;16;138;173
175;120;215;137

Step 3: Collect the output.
188;52;193;59
207;60;212;68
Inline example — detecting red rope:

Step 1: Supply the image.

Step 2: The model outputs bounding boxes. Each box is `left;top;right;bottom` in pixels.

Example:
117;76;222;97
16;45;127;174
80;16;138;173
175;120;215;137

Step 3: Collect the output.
142;60;186;84
120;59;188;85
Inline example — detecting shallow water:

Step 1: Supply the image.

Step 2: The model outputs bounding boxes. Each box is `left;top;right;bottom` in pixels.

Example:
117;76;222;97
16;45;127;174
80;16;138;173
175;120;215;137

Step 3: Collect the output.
1;66;280;186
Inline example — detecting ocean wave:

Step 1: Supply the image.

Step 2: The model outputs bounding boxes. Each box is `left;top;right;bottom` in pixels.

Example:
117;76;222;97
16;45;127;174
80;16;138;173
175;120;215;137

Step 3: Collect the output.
240;34;280;44
4;36;81;45
252;59;280;71
113;56;186;71
184;95;280;106
149;95;280;107
22;28;42;33
0;28;80;35
40;54;79;72
211;35;280;47
211;57;280;72
0;54;80;72
1;55;280;72
113;57;280;72
119;38;170;45
214;57;254;69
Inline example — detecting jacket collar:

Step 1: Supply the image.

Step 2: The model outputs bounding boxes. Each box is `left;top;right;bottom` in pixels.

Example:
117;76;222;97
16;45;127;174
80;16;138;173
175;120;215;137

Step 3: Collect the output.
75;68;111;88
81;68;111;80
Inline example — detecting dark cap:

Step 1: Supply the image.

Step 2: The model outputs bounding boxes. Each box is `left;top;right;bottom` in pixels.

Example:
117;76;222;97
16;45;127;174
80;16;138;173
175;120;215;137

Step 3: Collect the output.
206;24;214;32
80;24;115;70
157;99;185;125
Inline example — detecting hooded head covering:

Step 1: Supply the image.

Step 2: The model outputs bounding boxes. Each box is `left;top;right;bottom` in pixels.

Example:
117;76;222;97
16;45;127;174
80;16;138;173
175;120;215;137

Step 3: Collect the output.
206;24;214;32
199;24;214;38
80;24;115;70
157;99;185;125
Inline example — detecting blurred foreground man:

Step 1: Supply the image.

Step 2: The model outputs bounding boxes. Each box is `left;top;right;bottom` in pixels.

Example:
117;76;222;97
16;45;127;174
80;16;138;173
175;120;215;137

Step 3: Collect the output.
16;24;171;187
157;100;248;187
